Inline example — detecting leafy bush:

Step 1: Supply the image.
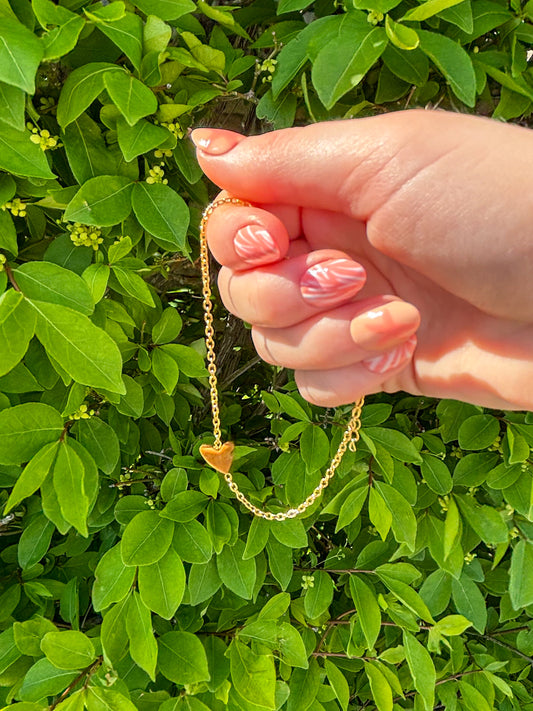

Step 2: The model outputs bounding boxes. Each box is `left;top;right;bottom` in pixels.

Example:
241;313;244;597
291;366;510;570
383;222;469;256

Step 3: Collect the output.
0;1;533;711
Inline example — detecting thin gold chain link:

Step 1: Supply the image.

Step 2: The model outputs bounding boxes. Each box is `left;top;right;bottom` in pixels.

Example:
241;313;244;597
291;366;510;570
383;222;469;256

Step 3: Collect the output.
199;197;365;521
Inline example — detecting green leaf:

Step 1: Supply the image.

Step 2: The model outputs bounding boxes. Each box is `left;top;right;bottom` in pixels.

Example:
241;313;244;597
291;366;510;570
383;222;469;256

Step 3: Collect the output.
304;570;334;619
376;571;434;623
436;399;481;442
172;520;212;563
151;347;179;393
374;481;417;550
402;0;464;21
53;440;90;536
0;291;36;377
383;45;429;86
103;71;158;126
300;423;330;472
286;658;320;711
323;659;349;711
158;631;210;684
420;453;453;494
18;513;54;570
439;0;473;31
458;413;500;450
459;680;492;711
40;631;95;670
126;591;157;680
121;511;174;566
271;16;340;99
0;627;21;676
62;114;117;184
453;451;498;486
455;494;508;545
403;631;435;711
239;620;278;648
77;417;120;475
40;16;85;62
174;137;202;183
434;614;472;636
92;543;136;611
64;176;133;226
188;558;221;605
117;117;172;162
312;26;387;109
30;299;125;394
130;0;195;21
0;81;25;131
277;623;308;669
0;125;55;179
229;640;276;711
217;539;256;599
336;486;368;531
444;495;461;560
100;596;129;666
111;265;155;307
451;574;486;632
18;658;77;702
206;500;231;553
57;63;121;128
418;29;476;106
138;547;185;619
161;344;207;378
365;427;423;464
277;0;312;12
132;182;190;253
152;308;182;345
244;516;270;560
0;210;17;256
15;262;94;316
369;487;392;541
4;441;59;513
350;575;381;650
86;688;138;711
82;263;110;304
271;517;308;549
509;539;533;608
0;585;21;622
364;661;393;711
256;90;297;131
97;12;143;70
0;403;63;465
385;15;419;50
0;19;43;93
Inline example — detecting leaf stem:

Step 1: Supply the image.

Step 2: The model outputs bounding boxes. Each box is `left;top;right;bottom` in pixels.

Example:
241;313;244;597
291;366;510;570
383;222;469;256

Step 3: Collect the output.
4;264;20;292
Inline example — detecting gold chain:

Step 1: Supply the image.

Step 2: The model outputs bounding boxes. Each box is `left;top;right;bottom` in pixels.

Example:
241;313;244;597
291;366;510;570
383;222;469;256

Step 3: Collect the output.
199;197;364;521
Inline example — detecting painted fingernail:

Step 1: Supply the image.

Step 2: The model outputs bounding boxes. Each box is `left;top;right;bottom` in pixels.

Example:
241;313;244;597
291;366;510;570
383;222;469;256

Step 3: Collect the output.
234;225;281;265
300;259;366;307
190;128;243;155
362;335;417;374
350;301;420;351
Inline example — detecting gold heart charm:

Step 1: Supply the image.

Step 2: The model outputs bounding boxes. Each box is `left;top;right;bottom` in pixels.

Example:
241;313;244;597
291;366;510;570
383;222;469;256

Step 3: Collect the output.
199;441;235;474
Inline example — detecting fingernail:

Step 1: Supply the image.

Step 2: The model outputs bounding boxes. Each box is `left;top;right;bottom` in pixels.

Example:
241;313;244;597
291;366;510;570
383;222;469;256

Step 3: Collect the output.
190;128;243;156
234;225;281;265
362;335;417;374
350;301;419;351
300;259;366;307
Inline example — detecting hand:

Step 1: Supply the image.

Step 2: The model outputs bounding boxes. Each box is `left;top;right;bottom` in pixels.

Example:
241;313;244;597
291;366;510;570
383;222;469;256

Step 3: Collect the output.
192;110;533;411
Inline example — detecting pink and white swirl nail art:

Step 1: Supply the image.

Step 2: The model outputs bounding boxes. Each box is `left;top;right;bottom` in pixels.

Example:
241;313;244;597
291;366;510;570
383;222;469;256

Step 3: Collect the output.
300;258;366;307
362;335;417;374
234;225;281;264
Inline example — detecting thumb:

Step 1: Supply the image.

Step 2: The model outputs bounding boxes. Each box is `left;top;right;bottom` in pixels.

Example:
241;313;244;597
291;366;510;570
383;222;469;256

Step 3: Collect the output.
191;111;466;220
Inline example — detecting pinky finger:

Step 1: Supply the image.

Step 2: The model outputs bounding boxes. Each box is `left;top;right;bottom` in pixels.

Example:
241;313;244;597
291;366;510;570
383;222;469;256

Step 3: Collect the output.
295;336;418;407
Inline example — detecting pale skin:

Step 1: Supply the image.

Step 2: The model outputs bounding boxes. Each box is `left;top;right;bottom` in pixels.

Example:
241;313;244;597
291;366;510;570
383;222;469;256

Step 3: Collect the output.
191;109;533;411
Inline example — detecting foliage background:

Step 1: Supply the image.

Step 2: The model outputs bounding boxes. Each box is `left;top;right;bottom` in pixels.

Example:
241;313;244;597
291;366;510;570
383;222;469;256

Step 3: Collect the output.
0;0;533;710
